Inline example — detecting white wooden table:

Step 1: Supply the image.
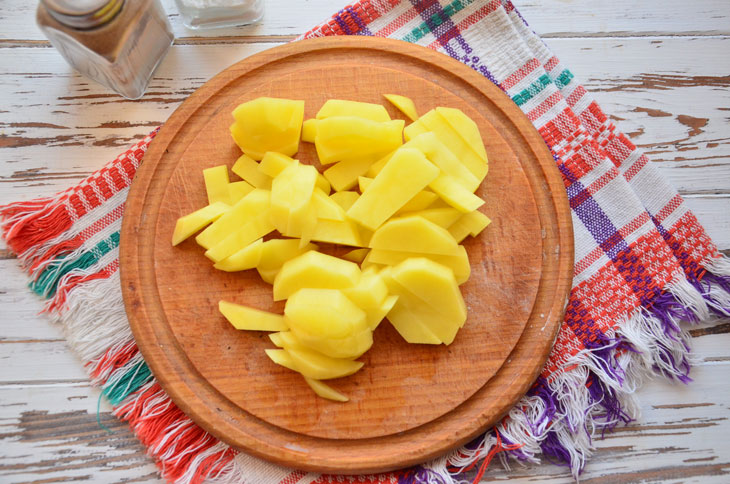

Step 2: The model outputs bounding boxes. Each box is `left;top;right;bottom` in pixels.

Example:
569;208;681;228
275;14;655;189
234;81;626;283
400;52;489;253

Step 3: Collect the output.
1;1;728;482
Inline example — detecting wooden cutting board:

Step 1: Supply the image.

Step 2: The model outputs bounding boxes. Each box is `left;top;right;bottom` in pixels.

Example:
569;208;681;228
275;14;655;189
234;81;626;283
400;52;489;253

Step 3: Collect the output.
120;37;573;474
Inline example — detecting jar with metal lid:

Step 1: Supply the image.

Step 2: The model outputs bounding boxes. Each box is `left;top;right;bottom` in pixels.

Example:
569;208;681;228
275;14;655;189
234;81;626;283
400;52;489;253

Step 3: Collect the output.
173;0;263;30
36;0;175;99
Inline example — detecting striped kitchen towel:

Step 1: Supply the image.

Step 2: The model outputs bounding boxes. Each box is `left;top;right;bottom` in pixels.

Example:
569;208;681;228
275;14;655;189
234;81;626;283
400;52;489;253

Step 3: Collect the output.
2;1;729;483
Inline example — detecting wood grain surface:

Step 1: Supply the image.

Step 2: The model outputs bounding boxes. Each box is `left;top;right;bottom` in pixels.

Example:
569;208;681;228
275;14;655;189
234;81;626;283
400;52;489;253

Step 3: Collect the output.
120;36;572;472
1;0;729;482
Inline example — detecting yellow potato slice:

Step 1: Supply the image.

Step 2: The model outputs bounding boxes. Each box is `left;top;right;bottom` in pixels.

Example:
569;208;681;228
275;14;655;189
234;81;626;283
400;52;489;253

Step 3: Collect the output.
227;180;254;204
369;294;398;330
311;189;345;221
368;246;470;285
436;106;489;164
311;218;362;246
315;117;404;165
265;349;299;372
203;165;230;205
347;148;440;231
195;189;270;249
256;239;318;284
301;118;318;143
292;326;373;359
171;201;229;246
323;158;376;192
329;191;360;211
273;251;361;301
316;99;390;123
429;174;485;213
204;213;274;262
448;210;492;243
231;154;271;189
270;162;318;237
383;94;418;121
286;347;364;380
219;300;288;331
213;238;263;272
285;288;367;338
407;132;480;192
342;248;369;263
259;152;330;194
304;377;348;402
369;215;460;256
391;258;467;330
230;97;304;160
399;207;462;228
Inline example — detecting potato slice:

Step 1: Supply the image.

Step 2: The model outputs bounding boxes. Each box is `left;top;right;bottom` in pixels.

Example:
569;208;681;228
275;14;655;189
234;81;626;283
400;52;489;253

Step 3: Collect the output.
347;148;439;231
323;158;376;192
311;218;362;246
273;251;360;301
304;377;348;402
213;238;263;272
391;258;467;330
256;239;317;284
436;107;488;164
429;174;485;213
329;191;359;211
400;207;462;228
312;189;345;221
292;326;373;359
369;215;460;256
270;162;317;237
316;99;390;123
230;97;304;160
407;132;480;192
232;154;271;189
368;246;470;285
259;152;330;194
227;180;254;204
287;347;364;380
301;118;318;143
265;349;299;372
203;165;230;205
406;109;487;181
342;248;369;263
384;94;418;121
284;288;367;338
369;294;398;330
448;210;492;243
195;189;270;249
315;117;403;165
171;202;229;246
204;213;274;262
219;300;288;331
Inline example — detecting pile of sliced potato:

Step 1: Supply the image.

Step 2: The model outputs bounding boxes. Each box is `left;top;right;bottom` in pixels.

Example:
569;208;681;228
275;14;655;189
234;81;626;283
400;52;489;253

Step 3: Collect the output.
172;96;491;401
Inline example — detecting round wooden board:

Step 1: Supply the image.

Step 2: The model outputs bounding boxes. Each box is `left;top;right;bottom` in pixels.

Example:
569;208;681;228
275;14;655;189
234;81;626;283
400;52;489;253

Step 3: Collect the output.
120;37;573;473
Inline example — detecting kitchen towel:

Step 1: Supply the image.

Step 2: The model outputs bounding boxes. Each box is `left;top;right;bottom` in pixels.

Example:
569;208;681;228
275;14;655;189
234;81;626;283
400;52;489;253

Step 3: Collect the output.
2;1;729;483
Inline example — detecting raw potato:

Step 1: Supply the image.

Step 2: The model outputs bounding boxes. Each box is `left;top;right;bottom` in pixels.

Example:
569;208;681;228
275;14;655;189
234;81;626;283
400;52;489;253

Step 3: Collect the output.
316;99;391;123
315;117;404;164
203;165;230;205
347;148;439;230
173;96;495;402
384;94;418;121
273;251;360;301
171;202;229;246
230;97;304;160
219;300;288;332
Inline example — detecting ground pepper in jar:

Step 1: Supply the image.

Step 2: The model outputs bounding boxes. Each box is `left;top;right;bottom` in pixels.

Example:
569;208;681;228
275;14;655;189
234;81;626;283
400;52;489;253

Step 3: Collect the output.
37;0;174;99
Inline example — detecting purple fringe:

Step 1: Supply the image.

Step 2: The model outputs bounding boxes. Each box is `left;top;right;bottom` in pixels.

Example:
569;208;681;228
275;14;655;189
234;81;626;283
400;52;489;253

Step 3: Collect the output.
406;268;730;482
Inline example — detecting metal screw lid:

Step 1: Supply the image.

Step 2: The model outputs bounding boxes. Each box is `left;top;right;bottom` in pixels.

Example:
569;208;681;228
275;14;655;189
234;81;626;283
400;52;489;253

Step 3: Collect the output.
41;0;125;29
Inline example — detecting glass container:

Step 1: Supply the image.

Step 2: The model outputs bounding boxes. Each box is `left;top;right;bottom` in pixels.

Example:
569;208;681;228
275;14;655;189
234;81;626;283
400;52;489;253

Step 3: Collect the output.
173;0;263;30
37;0;175;99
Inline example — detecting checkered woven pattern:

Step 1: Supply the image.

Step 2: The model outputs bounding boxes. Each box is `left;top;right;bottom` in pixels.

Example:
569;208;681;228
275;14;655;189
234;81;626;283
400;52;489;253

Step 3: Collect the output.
2;1;728;483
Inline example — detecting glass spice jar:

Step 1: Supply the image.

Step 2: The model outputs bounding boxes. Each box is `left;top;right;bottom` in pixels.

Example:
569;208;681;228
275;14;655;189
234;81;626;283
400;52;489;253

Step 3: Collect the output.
173;0;264;30
36;0;175;100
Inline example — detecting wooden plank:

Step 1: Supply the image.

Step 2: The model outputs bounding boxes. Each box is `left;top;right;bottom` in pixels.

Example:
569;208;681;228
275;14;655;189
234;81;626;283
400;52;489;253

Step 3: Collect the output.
0;361;728;483
0;383;159;484
2;0;729;42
